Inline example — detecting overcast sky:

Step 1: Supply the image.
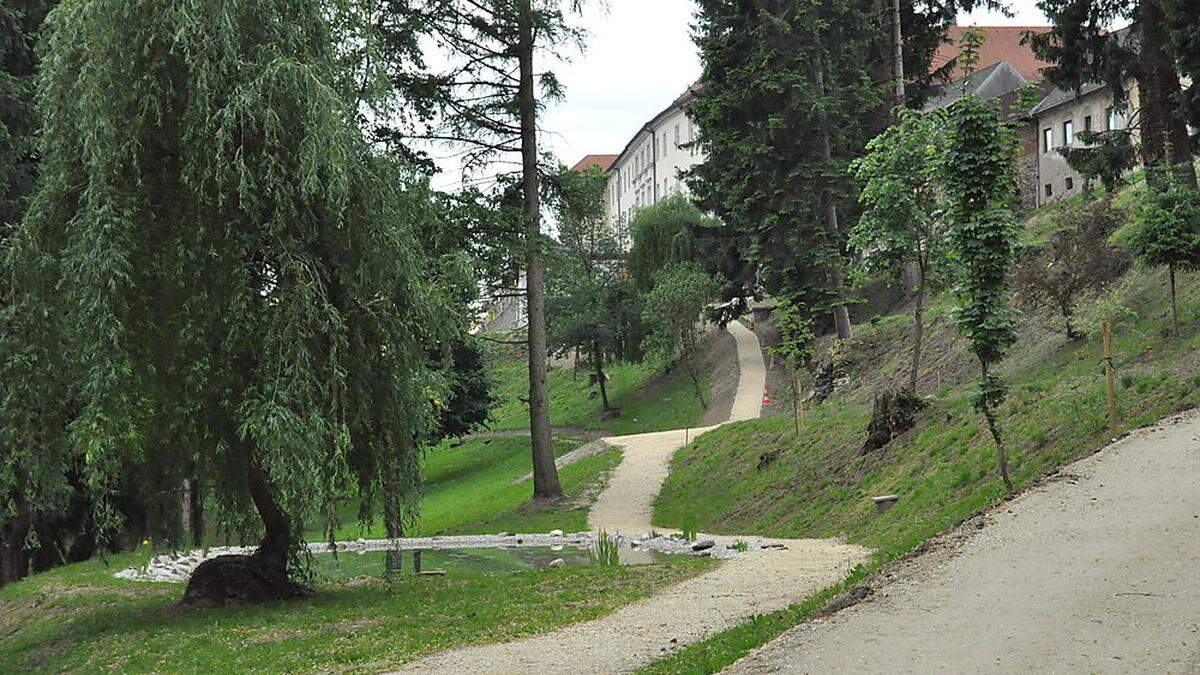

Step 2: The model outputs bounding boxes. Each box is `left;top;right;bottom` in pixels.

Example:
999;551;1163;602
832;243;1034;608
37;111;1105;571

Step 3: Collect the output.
535;0;1050;171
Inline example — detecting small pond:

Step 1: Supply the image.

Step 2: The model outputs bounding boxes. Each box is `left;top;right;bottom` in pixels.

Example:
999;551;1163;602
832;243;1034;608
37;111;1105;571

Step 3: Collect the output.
313;545;676;580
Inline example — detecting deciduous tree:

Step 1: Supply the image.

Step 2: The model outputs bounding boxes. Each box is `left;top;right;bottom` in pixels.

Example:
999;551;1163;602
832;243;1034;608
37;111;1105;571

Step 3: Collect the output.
851;107;949;393
940;85;1022;492
4;0;459;601
642;263;721;407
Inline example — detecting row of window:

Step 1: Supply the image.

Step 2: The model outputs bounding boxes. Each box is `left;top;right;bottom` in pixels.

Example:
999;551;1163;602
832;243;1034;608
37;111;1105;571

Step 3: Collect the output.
1043;107;1121;154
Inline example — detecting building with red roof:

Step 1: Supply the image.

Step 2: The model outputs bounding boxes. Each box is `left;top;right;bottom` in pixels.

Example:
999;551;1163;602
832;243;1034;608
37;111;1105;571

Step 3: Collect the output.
933;25;1053;82
571;154;619;173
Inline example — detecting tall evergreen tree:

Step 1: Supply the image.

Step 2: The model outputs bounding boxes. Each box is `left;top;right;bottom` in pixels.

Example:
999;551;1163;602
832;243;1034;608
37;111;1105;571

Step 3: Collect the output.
3;0;460;601
688;0;884;337
380;0;593;500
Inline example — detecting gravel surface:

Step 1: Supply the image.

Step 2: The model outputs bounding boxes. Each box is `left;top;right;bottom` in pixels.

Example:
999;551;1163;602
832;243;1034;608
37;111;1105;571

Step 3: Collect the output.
728;410;1200;674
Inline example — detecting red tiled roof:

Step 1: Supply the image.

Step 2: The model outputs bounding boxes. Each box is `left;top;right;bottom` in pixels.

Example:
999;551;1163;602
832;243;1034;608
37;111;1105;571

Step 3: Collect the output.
933;26;1054;82
571;154;619;172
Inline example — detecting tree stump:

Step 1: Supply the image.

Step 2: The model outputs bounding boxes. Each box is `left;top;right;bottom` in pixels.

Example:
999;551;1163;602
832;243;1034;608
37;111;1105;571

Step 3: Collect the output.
181;554;309;608
862;389;924;454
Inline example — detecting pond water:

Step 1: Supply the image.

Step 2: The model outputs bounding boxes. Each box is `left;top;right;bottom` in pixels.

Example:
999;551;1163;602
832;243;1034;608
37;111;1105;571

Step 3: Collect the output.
312;545;676;580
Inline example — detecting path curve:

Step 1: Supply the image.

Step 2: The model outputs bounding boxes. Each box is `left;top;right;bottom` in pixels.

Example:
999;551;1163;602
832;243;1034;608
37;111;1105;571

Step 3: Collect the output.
395;321;867;674
728;410;1200;674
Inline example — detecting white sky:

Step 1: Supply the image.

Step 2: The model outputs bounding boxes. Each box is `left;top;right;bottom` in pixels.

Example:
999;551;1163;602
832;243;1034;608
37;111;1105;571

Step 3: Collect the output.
537;0;1050;170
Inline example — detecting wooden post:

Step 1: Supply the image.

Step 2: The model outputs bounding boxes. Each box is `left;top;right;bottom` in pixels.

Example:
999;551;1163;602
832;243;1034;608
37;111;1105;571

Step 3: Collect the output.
414;549;422;574
1102;319;1119;438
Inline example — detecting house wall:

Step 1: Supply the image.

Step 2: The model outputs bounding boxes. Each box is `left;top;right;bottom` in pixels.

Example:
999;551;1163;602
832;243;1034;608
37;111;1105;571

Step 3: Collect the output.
605;98;706;247
1034;87;1134;206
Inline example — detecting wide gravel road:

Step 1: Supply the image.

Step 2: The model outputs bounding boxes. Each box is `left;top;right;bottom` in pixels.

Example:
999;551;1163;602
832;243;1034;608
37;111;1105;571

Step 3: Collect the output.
729;410;1200;674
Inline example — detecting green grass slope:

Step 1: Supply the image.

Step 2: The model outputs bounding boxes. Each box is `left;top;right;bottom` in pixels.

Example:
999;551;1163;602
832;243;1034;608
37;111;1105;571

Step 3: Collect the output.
488;353;710;435
317;435;619;541
0;550;713;673
646;192;1200;672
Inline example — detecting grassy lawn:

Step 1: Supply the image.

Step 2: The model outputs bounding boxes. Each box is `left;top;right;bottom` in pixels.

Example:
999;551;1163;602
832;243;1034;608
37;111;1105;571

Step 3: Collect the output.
318;435;620;541
644;245;1200;670
0;550;715;673
488;357;710;436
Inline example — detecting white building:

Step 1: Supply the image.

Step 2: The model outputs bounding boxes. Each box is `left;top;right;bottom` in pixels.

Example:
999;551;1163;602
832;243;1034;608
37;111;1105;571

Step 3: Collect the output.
574;85;706;249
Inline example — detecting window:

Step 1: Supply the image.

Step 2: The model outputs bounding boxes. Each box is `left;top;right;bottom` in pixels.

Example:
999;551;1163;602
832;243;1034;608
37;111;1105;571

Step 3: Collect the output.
688;119;695;143
1043;128;1054;154
1084;115;1092;132
1065;177;1074;191
1063;120;1074;146
674;124;680;148
1107;106;1119;131
1045;183;1053;198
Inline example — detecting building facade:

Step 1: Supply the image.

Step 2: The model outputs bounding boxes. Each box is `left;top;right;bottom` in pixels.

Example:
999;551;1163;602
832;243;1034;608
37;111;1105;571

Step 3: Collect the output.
591;86;705;248
1030;83;1137;206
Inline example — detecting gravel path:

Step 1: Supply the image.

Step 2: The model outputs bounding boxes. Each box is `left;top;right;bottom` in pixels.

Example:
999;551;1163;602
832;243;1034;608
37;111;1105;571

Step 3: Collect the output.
395;321;869;674
728;410;1200;674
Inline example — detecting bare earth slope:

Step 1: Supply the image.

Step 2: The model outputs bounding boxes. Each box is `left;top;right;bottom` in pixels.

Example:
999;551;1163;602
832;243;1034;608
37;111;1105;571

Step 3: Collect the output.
730;410;1200;674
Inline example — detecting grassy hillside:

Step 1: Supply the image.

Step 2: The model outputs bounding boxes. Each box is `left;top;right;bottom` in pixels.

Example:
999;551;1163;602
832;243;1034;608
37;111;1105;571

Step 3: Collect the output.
0;549;713;673
487;347;710;435
645;188;1200;672
315;435;619;541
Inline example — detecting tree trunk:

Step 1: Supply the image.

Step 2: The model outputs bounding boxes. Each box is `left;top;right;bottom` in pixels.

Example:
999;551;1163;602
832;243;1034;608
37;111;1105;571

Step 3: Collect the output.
593;339;611;411
1170;264;1179;337
812;41;853;340
182;441;306;606
980;362;1013;492
1137;0;1197;187
0;503;31;586
518;0;562;499
891;0;906;109
908;262;925;394
246;451;291;574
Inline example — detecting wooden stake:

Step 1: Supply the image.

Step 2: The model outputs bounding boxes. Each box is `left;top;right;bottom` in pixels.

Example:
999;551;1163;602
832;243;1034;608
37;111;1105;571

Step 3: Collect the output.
1102;319;1119;438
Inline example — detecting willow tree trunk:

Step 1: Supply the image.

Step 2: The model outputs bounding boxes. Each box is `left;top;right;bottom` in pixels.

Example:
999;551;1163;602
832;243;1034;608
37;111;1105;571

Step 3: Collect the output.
812;41;853;340
0;502;31;586
518;0;563;499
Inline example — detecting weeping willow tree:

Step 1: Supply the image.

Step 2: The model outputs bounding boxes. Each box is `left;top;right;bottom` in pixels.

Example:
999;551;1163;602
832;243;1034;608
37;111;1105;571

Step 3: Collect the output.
3;0;459;603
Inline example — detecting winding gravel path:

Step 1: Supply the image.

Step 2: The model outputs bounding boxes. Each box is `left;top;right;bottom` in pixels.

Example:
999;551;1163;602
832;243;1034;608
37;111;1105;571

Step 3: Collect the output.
394;321;867;674
728;410;1200;674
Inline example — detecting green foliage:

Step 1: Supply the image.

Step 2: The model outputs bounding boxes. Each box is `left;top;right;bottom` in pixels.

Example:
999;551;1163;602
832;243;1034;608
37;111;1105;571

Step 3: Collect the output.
1121;162;1200;332
687;0;883;306
591;529;620;566
850;107;948;285
767;298;816;435
546;164;639;409
940;86;1022;489
642;263;722;407
1123;163;1200;272
1012;197;1130;338
1058;130;1137;193
627;194;717;292
2;0;467;577
1032;0;1196;179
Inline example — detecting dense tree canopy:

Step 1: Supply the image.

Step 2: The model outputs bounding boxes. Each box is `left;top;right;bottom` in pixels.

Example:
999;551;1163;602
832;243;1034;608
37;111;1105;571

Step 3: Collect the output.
2;0;468;596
